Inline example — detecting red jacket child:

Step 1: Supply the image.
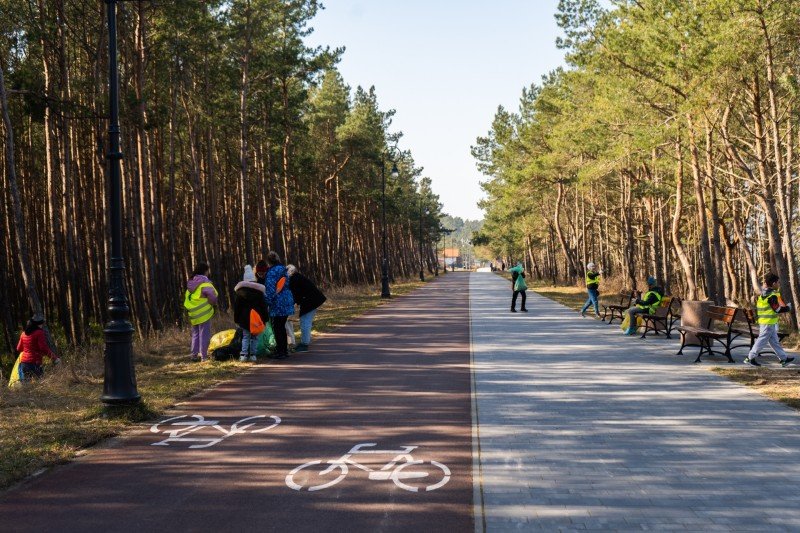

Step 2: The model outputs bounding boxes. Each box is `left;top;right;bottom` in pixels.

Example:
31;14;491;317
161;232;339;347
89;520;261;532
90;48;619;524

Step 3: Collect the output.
17;327;58;366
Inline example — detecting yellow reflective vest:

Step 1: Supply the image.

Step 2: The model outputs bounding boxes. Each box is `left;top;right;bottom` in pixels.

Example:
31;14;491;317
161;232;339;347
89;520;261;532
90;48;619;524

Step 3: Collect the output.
586;271;600;289
756;291;781;326
636;289;663;314
184;282;217;326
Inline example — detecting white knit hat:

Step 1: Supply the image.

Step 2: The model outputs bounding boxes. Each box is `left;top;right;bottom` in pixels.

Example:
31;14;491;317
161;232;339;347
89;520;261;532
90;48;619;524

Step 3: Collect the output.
243;264;256;282
587;262;596;270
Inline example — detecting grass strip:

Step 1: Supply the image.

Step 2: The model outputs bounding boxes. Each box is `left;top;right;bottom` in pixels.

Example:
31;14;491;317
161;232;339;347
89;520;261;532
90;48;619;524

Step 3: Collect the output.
0;277;425;490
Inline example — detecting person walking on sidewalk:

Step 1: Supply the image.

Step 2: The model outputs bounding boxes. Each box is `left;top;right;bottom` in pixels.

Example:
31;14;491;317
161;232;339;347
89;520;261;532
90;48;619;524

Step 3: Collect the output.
185;262;218;362
744;273;795;367
509;262;528;313
286;264;327;352
233;265;269;362
623;276;663;335
581;263;602;317
264;251;295;360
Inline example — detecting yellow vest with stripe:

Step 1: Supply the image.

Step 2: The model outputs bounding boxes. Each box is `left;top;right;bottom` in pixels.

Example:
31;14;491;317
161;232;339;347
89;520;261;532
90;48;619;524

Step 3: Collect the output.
756;291;780;326
636;289;663;314
586;271;600;289
184;283;217;326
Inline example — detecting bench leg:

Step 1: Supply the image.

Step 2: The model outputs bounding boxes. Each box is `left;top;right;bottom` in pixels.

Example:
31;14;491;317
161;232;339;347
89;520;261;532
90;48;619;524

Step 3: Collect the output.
677;332;687;355
694;338;711;363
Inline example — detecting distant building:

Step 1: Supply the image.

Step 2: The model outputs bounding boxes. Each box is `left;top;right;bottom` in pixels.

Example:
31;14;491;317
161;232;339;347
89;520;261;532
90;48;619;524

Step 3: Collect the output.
441;248;461;268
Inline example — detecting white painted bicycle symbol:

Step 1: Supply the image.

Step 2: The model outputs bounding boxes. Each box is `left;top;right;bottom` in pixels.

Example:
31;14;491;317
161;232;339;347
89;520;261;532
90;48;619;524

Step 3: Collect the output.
149;414;281;449
286;443;451;493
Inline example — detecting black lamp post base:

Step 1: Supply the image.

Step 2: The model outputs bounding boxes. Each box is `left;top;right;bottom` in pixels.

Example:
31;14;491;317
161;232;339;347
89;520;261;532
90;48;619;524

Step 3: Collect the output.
419;270;425;282
101;320;140;405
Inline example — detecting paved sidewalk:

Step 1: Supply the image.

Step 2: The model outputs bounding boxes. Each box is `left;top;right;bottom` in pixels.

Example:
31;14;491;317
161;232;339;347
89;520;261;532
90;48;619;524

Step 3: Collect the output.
471;273;800;531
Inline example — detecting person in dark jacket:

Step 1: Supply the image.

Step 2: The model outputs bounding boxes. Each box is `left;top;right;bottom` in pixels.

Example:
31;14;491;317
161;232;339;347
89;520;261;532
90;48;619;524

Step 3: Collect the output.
623;276;664;335
286;264;327;352
233;265;269;362
16;316;59;382
264;251;294;360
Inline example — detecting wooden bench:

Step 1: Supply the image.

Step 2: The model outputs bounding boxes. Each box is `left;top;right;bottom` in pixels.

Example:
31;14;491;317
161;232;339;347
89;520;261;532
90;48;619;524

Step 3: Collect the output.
676;305;739;363
639;296;679;339
733;308;789;357
602;290;638;325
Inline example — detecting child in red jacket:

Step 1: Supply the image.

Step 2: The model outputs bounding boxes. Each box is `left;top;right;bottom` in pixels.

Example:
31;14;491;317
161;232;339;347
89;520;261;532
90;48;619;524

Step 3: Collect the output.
16;316;60;381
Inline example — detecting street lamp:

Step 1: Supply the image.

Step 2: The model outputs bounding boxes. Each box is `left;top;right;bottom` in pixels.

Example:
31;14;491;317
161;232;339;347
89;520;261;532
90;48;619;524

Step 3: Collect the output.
101;0;140;405
381;159;398;298
434;237;439;277
418;197;426;282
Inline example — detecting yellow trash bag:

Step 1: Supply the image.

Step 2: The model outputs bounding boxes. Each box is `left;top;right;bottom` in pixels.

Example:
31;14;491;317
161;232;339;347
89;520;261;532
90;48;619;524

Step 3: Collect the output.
7;354;55;388
7;354;22;389
620;314;643;331
208;329;236;353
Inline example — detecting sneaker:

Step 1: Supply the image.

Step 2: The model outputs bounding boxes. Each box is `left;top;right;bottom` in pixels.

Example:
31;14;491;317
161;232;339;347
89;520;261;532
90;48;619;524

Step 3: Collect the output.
275;353;290;360
624;327;637;335
190;354;200;362
294;344;309;352
521;308;529;312
510;308;517;313
743;357;761;367
781;357;795;367
581;311;586;318
239;355;248;362
248;355;257;362
200;356;209;362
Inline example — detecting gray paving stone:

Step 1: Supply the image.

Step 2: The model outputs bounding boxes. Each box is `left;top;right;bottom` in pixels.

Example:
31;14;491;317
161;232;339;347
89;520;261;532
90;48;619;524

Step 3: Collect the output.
470;273;800;532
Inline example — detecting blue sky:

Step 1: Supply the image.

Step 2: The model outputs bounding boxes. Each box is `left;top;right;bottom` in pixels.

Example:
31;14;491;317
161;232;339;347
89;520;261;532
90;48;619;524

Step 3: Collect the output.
306;0;567;221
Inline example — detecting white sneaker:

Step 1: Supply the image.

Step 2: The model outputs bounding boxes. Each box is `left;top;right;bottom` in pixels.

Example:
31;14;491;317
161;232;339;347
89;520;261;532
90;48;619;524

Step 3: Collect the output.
239;355;247;362
248;355;257;362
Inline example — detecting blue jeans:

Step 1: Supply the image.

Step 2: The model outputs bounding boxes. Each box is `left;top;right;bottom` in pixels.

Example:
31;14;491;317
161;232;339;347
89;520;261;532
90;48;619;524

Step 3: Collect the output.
240;329;260;356
299;309;316;345
19;362;43;381
581;288;599;315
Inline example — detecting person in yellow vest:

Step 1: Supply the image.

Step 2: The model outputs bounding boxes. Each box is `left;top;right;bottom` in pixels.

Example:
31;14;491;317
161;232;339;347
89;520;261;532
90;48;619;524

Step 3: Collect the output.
185;262;218;362
623;276;663;335
581;262;602;318
743;273;795;367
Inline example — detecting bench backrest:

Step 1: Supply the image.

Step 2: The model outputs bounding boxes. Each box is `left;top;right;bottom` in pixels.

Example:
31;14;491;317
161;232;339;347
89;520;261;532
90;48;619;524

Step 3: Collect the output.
706;305;737;330
618;290;637;305
739;308;758;333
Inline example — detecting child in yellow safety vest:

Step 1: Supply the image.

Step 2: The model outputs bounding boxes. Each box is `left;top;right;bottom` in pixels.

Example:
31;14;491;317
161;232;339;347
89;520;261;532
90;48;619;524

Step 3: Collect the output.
185;262;218;362
743;273;795;367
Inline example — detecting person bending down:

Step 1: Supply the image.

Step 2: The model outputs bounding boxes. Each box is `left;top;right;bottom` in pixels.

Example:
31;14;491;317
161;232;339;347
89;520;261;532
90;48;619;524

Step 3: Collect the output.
508;263;528;313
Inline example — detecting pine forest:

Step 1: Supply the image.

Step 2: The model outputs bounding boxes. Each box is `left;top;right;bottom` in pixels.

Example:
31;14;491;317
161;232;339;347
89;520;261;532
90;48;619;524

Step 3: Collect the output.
474;0;800;329
0;0;446;350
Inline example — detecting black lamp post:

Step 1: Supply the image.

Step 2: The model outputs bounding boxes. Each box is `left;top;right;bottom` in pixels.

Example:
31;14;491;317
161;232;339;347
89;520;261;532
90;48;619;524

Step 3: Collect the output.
418;197;425;282
381;159;398;298
434;236;439;277
101;0;140;405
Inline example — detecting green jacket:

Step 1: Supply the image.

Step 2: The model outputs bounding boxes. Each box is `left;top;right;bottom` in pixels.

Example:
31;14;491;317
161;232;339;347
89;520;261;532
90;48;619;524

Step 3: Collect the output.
509;265;527;291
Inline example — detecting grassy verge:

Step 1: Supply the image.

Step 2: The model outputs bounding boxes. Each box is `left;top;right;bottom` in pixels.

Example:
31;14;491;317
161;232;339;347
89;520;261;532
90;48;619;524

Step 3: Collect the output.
0;277;425;491
711;367;800;410
528;282;800;411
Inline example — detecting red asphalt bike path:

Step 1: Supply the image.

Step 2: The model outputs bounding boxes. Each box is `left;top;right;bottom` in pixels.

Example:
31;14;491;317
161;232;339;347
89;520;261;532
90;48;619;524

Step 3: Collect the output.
0;274;474;532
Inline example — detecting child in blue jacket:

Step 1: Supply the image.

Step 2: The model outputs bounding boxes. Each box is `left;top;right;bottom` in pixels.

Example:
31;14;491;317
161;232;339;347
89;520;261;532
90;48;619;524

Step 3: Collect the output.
264;251;295;359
